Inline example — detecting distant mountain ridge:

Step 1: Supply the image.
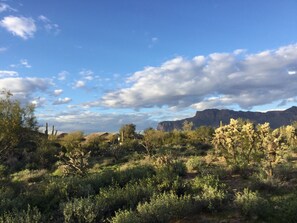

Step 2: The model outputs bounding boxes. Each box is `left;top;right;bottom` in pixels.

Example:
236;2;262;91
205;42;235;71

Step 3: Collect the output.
157;106;297;131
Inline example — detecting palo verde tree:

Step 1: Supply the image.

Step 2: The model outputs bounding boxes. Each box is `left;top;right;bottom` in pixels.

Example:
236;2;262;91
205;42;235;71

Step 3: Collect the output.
0;90;38;164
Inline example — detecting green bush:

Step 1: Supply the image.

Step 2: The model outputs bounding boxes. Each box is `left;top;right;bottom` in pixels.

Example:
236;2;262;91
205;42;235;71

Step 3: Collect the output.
271;193;297;223
235;188;270;219
96;180;155;219
110;209;138;223
186;156;205;172
190;175;227;210
62;196;97;223
62;179;155;222
0;205;41;223
110;192;195;223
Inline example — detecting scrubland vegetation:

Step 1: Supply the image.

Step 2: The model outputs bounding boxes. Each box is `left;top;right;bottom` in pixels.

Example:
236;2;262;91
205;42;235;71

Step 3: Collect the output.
1;91;297;222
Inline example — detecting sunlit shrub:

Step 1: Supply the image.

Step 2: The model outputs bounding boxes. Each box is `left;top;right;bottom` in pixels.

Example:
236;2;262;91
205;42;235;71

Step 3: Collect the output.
191;175;227;210
110;209;138;223
110;192;194;223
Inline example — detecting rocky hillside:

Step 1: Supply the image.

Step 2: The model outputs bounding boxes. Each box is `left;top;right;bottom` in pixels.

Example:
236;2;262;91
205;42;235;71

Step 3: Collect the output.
157;106;297;131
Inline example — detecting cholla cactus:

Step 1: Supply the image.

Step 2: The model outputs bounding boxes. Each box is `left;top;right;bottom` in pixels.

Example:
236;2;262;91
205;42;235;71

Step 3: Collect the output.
212;119;258;169
213;118;295;176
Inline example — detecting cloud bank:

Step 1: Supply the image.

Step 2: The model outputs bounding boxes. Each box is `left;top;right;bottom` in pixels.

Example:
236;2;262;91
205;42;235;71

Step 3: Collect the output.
101;44;297;110
38;111;157;133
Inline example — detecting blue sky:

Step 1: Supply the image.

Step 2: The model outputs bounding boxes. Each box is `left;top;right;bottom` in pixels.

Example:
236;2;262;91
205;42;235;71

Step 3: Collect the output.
0;0;297;133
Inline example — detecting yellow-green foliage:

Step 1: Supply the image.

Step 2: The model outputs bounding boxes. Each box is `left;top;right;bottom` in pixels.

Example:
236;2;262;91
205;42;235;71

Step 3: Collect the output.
212;119;296;175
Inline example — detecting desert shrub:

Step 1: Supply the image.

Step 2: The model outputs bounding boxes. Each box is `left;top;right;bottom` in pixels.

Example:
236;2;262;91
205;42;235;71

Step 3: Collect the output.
95;181;154;220
110;209;138;223
235;188;270;219
190;175;227;210
272;193;297;223
62;196;97;223
153;161;188;194
136;192;193;223
0;205;41;223
273;163;295;181
110;192;195;223
62;179;155;222
249;170;282;193
113;165;155;187
186;156;206;173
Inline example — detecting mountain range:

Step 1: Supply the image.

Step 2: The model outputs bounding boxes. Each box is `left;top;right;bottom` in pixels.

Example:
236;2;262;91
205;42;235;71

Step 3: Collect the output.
157;106;297;131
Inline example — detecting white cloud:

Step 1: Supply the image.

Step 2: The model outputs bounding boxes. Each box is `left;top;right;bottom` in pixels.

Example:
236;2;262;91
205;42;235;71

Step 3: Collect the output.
0;3;16;13
37;110;157;133
31;97;46;107
0;16;36;39
38;15;60;35
57;71;68;81
0;70;18;77
10;59;32;68
0;77;50;104
53;89;63;96
100;44;297;110
20;59;31;68
52;97;72;105
80;69;94;80
74;80;86;88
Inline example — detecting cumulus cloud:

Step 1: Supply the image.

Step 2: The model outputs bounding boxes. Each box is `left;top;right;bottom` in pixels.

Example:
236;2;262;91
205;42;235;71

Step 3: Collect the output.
100;44;297;110
0;16;36;39
52;97;72;105
0;70;18;77
74;80;86;88
53;89;63;96
0;77;50;103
